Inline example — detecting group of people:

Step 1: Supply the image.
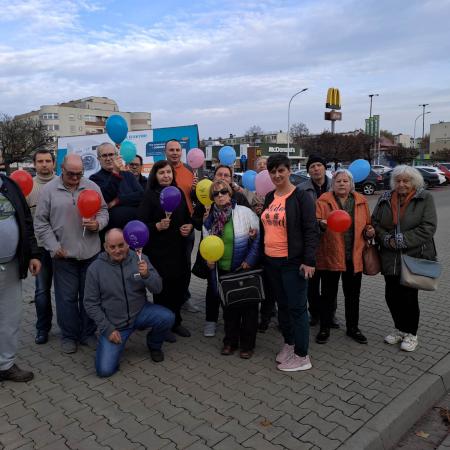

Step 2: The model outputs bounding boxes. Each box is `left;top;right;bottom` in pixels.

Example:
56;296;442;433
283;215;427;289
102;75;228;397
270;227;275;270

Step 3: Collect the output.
0;141;438;381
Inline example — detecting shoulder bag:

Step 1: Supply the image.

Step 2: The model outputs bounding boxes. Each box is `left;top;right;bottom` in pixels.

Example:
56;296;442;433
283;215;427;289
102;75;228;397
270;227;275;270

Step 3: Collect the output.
363;239;381;276
218;269;265;308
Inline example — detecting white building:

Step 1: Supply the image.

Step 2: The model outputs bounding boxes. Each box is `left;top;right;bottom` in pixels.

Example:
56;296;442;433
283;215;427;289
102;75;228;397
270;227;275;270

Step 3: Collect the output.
393;133;412;148
16;97;151;139
430;121;450;154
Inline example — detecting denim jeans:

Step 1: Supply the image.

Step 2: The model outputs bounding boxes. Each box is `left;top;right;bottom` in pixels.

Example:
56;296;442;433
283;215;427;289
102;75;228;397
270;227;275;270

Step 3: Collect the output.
264;256;309;357
95;303;175;377
52;256;97;343
34;249;53;333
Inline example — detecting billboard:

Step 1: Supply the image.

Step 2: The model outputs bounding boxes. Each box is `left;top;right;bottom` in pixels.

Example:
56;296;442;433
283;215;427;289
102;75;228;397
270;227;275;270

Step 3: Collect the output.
57;125;199;177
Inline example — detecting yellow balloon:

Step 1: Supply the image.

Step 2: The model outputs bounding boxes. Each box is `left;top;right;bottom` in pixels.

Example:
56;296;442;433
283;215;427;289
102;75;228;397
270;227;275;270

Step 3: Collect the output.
196;178;213;206
199;236;225;262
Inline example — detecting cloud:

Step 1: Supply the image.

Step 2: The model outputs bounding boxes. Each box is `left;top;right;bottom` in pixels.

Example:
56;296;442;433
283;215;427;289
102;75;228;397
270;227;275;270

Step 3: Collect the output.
0;0;449;136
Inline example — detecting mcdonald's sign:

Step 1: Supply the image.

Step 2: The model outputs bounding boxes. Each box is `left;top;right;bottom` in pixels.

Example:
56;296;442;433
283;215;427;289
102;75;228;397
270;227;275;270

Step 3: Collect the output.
326;88;341;110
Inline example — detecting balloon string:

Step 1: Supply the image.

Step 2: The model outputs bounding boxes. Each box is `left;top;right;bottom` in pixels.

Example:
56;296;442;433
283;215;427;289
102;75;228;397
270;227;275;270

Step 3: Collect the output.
165;212;172;219
136;248;142;262
194;169;198;177
82;226;86;238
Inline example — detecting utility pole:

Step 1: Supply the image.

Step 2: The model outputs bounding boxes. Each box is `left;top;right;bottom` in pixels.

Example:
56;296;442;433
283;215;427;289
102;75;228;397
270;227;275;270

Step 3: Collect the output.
368;93;379;118
418;104;429;160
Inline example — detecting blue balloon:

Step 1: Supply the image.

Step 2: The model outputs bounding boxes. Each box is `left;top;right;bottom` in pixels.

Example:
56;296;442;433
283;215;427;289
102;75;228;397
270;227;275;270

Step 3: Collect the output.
120;140;137;164
348;159;371;183
219;146;236;166
242;170;257;191
106;115;128;144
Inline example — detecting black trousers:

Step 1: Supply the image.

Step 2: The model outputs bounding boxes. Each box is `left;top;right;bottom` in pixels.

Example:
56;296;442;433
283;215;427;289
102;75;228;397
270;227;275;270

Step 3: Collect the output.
384;275;420;335
320;261;362;330
259;273;276;323
223;303;259;351
308;270;336;319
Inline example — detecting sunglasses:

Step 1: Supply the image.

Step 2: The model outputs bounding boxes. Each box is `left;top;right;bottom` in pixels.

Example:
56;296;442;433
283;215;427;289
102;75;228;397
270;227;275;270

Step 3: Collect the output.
213;189;230;197
64;171;83;178
99;152;116;159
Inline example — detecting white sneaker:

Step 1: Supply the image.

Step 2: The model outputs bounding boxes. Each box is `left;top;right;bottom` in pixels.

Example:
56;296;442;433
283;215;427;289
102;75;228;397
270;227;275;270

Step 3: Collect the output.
277;354;312;372
203;321;217;337
182;299;200;313
384;329;406;345
400;334;418;352
276;344;294;364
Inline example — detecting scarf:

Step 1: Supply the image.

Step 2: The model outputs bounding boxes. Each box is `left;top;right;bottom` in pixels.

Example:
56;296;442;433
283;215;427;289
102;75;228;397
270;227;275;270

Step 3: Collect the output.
391;190;416;225
211;203;232;237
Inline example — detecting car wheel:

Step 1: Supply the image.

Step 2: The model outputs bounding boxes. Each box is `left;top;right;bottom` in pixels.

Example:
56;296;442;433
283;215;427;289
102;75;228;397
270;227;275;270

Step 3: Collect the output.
363;183;375;195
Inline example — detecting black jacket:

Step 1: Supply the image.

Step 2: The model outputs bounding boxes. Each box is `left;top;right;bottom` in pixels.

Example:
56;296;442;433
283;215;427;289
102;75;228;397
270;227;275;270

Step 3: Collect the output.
261;188;319;266
0;174;40;278
90;168;144;229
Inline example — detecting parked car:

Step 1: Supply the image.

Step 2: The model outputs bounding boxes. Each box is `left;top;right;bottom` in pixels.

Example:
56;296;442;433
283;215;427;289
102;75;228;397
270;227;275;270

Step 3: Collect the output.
383;168;440;190
436;163;450;183
355;170;384;195
414;166;446;185
290;173;310;186
371;164;391;174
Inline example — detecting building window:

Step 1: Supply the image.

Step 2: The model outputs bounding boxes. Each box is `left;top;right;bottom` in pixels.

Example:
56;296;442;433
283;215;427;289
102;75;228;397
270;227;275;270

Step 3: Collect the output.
69;114;75;120
70;126;76;133
45;124;59;131
84;114;97;122
41;113;59;120
79;126;83;131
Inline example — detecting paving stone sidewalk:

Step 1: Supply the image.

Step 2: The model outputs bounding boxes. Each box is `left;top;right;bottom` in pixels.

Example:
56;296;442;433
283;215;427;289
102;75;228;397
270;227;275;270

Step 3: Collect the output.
1;190;449;450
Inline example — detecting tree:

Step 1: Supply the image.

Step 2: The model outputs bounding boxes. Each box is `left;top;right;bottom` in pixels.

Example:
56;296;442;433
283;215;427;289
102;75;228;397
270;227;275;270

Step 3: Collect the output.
290;122;309;146
380;129;395;141
245;125;263;136
430;148;450;161
300;131;374;163
0;114;53;173
384;146;419;165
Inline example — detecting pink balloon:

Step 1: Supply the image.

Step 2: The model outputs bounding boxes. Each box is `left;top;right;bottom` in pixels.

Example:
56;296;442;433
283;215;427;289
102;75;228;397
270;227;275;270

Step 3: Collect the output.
187;148;205;169
255;170;275;196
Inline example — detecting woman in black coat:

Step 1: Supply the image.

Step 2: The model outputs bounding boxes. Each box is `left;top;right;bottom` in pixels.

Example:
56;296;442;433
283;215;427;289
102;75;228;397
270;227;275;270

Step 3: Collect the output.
138;161;193;340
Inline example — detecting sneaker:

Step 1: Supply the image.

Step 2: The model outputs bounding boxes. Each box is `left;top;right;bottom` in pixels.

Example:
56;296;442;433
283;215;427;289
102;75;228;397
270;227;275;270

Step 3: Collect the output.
277;354;312;372
203;321;217;337
150;349;164;362
61;339;77;354
276;343;294;364
346;328;368;344
80;335;97;350
0;364;34;382
316;328;330;344
182;299;200;313
384;329;406;345
400;334;418;352
172;325;191;337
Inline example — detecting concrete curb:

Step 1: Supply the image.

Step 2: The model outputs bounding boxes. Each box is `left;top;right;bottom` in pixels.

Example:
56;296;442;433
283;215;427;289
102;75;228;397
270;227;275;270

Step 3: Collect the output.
340;352;450;450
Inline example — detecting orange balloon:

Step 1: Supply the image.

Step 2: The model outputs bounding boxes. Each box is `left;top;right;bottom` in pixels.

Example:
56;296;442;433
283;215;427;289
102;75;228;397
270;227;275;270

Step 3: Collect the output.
328;210;352;233
77;189;101;218
10;170;33;197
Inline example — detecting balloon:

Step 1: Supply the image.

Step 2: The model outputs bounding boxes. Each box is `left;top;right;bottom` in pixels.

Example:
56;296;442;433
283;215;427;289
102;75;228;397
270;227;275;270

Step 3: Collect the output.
160;186;181;212
218;146;236;165
242;170;257;191
187;148;205;169
120;140;137;164
105;115;128;144
10;170;33;196
123;220;149;249
255;170;275;196
348;159;371;183
327;210;352;233
196;179;213;206
77;189;101;218
200;235;225;262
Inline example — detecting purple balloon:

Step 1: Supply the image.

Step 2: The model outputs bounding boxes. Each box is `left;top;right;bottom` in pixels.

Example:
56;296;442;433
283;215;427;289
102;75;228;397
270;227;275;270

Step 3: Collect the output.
123;220;149;249
160;186;182;212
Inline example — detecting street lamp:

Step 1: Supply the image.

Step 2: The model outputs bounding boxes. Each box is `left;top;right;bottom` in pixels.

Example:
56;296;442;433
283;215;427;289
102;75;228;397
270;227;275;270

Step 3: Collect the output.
418;104;429;160
368;93;379;118
413;111;431;150
287;88;308;160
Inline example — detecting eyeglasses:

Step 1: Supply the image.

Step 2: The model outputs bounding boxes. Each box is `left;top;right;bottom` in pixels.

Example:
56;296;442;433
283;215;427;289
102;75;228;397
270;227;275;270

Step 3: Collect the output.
128;163;141;168
64;171;83;178
213;189;230;197
99;152;116;159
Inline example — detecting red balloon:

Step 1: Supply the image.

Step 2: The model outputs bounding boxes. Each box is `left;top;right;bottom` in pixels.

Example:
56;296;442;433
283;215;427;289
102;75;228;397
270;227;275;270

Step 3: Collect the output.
77;189;101;218
10;170;33;197
328;210;352;233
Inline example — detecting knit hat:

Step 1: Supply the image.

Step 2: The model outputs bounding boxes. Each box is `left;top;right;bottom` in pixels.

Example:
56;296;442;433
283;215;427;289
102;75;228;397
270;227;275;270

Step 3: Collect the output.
306;155;327;172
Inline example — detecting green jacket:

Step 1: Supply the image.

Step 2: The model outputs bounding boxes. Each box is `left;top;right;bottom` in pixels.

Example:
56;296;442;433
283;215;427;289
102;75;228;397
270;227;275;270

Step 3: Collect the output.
371;189;437;276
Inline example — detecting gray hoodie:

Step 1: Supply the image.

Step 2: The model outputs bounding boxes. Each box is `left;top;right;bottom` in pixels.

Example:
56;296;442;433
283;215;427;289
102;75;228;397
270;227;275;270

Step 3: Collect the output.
83;250;163;337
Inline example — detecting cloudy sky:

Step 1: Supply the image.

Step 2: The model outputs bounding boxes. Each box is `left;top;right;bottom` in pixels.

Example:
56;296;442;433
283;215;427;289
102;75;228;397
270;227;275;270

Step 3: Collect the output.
1;0;449;138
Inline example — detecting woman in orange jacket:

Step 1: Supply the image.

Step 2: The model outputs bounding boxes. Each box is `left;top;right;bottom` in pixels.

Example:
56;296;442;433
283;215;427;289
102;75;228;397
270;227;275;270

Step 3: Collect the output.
315;169;375;345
